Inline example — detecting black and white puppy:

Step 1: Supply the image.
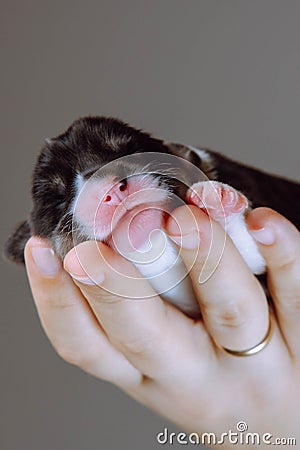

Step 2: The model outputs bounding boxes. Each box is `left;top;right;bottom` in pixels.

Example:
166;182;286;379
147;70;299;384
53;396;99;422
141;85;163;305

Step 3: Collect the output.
5;116;300;316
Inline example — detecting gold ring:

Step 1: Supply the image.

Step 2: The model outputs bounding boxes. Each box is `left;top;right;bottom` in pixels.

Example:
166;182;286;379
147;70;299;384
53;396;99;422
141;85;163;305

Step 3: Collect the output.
221;309;274;357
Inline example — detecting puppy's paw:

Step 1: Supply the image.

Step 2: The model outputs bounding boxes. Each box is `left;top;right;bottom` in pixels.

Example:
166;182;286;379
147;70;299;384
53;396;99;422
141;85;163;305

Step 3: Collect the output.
187;181;265;274
187;181;248;220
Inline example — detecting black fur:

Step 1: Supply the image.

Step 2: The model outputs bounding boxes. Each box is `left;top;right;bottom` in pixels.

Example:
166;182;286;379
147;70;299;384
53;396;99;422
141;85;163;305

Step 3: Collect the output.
4;220;31;263
4;116;300;264
4;117;188;262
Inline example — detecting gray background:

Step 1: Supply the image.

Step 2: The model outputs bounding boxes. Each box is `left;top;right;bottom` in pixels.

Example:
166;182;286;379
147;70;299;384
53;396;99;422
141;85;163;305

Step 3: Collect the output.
1;1;300;449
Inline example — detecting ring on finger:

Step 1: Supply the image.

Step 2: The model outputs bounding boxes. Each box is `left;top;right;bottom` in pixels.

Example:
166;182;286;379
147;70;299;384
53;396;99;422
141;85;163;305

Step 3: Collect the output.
220;307;274;357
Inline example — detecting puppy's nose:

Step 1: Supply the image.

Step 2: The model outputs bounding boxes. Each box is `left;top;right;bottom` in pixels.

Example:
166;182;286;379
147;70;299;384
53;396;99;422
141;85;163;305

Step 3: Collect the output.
103;179;128;204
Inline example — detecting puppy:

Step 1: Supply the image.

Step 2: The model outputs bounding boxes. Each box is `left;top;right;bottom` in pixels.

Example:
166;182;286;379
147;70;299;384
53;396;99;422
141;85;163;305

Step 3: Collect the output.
5;116;300;316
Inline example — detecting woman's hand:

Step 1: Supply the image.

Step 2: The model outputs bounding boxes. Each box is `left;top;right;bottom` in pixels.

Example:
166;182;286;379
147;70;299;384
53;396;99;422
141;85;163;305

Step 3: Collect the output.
24;207;300;447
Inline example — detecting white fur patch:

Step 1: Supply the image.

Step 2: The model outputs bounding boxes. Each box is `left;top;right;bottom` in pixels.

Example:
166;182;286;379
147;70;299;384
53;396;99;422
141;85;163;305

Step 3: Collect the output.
188;145;218;179
132;230;200;316
225;213;266;274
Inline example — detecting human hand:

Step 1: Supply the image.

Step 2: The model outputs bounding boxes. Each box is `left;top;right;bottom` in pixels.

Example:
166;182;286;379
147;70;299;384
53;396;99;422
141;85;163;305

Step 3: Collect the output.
24;207;300;448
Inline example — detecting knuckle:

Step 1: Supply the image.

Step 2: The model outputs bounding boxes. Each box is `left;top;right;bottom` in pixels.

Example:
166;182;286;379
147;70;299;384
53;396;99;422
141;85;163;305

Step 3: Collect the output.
56;344;98;367
82;285;123;304
41;295;75;311
288;295;300;310
270;264;300;310
216;308;247;329
275;289;300;311
275;253;298;272
204;302;247;329
118;333;160;357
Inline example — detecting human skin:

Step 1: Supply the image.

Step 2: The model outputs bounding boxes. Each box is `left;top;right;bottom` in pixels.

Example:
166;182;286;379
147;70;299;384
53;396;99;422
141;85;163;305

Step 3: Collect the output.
24;207;300;448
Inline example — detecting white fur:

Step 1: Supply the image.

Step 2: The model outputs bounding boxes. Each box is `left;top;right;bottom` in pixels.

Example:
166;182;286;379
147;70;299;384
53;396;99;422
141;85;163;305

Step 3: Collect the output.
189;179;266;275
225;213;266;274
132;230;200;317
188;146;218;179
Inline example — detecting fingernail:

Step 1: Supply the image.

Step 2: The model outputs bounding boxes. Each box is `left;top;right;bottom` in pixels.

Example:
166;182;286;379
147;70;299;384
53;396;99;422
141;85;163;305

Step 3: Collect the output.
249;225;275;245
169;229;200;249
31;247;61;277
68;272;104;286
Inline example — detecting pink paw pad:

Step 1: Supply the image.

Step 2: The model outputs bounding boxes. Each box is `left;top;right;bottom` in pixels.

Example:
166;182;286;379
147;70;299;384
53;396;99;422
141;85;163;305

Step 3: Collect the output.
187;181;248;219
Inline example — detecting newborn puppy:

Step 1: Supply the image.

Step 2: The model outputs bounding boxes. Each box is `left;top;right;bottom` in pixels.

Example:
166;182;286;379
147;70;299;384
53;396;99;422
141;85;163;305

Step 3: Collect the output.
5;116;300;316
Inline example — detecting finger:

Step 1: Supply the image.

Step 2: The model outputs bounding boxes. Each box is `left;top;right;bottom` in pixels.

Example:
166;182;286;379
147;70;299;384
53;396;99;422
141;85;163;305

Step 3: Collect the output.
166;206;280;357
63;240;212;382
25;237;142;387
247;208;300;357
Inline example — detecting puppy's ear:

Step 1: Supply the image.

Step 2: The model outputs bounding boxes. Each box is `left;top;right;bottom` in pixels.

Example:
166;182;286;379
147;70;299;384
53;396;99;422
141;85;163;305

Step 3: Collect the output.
164;142;202;167
4;220;32;264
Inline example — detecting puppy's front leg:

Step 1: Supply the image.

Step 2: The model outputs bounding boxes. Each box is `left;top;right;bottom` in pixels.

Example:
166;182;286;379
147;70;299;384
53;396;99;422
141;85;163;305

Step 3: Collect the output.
186;181;266;274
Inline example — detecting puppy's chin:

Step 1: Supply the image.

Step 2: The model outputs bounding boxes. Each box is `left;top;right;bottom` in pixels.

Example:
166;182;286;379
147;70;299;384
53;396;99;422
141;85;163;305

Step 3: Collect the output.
107;207;166;255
